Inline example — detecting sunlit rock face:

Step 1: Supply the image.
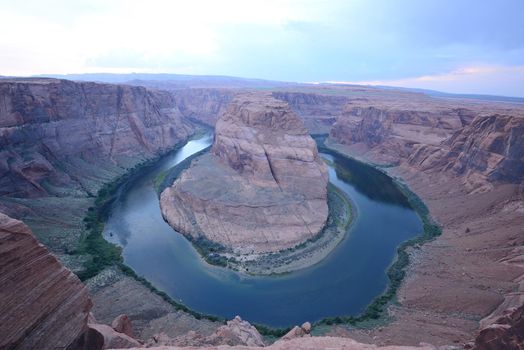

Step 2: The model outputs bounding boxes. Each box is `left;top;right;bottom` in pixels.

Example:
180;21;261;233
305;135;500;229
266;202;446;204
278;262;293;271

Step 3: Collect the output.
161;92;329;254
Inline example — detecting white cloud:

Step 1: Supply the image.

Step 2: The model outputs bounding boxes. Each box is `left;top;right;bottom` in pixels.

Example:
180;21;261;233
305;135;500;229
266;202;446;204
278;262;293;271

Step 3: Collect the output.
0;0;329;75
327;65;524;97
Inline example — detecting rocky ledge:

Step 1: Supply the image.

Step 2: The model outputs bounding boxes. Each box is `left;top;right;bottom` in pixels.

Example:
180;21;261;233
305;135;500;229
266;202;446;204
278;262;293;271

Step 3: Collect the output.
160;92;328;254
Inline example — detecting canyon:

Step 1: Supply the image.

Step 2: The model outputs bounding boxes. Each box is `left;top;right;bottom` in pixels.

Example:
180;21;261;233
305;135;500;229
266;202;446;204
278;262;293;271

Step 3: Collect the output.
160;92;329;254
1;75;523;349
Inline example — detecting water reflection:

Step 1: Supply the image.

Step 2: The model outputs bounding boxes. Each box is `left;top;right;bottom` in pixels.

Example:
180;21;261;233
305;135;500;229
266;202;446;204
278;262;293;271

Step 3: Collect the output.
103;133;422;327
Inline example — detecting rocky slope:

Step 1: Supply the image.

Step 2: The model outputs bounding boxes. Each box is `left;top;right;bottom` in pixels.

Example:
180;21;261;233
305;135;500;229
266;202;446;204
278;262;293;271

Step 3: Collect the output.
329;103;524;191
0;212;91;349
0;78;192;254
329;105;466;166
325;98;524;346
0;78;215;343
160;92;328;254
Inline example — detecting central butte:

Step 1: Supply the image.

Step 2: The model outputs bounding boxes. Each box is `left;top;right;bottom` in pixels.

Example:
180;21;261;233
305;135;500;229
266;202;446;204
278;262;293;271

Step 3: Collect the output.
160;92;329;254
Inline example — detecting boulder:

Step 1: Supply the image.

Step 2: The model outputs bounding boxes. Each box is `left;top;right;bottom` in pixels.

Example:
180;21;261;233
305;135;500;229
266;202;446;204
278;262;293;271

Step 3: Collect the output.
112;314;135;338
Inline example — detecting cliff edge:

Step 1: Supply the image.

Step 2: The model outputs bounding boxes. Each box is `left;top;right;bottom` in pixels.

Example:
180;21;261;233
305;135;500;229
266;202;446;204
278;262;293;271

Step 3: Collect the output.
160;92;328;254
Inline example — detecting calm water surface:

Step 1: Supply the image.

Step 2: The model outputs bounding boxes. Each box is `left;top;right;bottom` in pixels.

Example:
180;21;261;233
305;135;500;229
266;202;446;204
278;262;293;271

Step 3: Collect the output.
103;133;422;327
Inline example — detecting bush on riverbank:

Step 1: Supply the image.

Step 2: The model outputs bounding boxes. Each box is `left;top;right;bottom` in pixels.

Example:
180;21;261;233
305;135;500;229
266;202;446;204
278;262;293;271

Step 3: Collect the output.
312;134;442;328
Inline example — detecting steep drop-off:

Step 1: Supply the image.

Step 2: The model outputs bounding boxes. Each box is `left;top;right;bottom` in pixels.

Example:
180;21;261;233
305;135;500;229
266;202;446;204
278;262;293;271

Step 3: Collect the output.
325;99;524;346
0;212;91;349
160;92;329;254
0;78;191;199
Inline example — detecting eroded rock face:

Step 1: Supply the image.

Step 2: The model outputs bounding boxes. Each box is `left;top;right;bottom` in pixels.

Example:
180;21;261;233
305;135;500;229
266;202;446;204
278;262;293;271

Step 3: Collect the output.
443;115;524;187
161;92;328;253
272;91;348;133
329;105;524;192
0;78;191;198
329;105;463;166
0;212;92;349
474;305;524;350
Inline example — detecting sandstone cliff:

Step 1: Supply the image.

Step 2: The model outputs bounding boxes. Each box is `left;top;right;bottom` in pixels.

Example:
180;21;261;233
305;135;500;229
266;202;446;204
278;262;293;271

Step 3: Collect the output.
160;92;328;253
329;105;465;165
0;78;192;199
328;103;524;192
0;212;91;349
272;91;348;133
171;88;235;126
325;98;524;346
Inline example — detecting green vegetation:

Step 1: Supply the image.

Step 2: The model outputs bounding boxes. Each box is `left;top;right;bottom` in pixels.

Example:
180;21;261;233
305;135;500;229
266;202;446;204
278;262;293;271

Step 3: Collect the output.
75;129;441;335
74;134;228;324
154;146;211;195
309;133;442;329
254;324;292;338
189;236;230;267
118;263;224;323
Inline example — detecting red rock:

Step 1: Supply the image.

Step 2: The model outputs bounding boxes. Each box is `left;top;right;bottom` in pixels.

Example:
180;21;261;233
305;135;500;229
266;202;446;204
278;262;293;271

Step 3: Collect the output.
0;212;92;349
112;314;135;338
0;78;191;198
161;92;329;253
87;323;141;349
474;305;524;350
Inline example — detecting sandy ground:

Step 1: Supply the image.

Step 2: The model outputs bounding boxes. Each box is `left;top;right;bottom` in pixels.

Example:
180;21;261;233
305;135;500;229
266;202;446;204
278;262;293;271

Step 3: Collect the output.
325;143;524;347
86;266;222;341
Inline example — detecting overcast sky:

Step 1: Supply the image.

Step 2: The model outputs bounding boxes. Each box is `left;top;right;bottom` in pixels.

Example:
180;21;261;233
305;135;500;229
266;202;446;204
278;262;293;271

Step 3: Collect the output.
1;0;523;96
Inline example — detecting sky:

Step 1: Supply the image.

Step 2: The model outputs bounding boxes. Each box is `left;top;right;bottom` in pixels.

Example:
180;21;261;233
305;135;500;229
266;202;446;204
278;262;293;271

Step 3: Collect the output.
1;0;523;96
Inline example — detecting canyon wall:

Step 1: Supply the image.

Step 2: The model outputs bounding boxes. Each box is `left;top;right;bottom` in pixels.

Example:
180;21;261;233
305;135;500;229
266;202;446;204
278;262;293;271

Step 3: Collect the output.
325;96;524;347
272;91;348;133
160;92;329;253
329;103;524;192
0;78;193;258
171;88;235;126
0;78;192;199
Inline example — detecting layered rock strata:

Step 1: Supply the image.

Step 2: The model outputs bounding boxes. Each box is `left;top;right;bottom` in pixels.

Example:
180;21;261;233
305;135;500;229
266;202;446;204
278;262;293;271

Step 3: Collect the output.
0;212;91;349
325;102;524;346
329;105;524;192
0;78;191;199
161;92;328;253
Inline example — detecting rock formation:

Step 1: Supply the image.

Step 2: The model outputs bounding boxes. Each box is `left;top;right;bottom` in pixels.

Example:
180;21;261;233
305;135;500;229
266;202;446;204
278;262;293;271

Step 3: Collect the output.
112;314;135;338
329;104;524;192
148;316;265;347
0;78;191;199
473;304;524;350
272;91;348;133
161;92;329;253
0;212;92;349
329;105;464;166
122;336;437;349
171;88;235;126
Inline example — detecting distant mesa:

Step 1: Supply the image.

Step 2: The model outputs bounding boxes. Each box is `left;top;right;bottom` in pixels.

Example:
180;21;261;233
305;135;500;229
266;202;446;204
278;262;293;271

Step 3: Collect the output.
160;92;329;254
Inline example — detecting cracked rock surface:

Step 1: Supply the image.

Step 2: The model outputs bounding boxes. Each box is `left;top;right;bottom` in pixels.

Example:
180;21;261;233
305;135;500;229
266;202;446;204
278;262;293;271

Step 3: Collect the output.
160;92;328;254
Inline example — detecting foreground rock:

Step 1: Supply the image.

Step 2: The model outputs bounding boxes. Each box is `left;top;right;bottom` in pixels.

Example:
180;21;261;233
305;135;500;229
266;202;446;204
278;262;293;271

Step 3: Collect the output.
473;304;524;350
161;92;328;253
120;336;438;349
112;314;135;338
0;212;92;349
148;316;264;347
